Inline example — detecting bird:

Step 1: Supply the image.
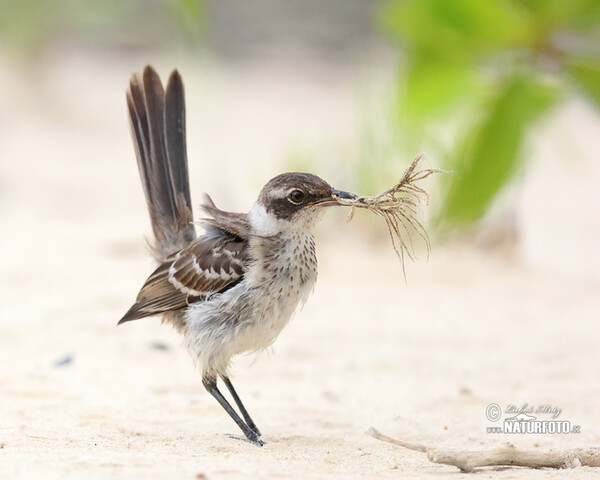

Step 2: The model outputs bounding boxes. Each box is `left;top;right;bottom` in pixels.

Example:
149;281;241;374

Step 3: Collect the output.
119;65;357;446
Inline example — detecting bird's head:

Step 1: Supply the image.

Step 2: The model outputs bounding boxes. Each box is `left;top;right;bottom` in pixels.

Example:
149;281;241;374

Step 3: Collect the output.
249;172;357;236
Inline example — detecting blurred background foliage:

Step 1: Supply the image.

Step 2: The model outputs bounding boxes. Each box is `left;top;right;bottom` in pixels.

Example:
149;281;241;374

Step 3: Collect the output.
0;0;205;56
378;0;600;231
1;0;598;234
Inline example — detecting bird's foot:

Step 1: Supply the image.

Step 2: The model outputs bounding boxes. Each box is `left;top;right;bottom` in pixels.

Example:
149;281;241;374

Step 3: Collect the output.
248;433;264;447
225;432;265;447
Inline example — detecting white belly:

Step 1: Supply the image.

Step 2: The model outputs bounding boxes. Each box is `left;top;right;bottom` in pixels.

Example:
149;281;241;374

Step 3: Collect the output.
183;232;318;378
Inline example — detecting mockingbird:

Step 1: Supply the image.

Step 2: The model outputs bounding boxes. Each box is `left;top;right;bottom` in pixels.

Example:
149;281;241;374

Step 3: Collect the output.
119;66;357;446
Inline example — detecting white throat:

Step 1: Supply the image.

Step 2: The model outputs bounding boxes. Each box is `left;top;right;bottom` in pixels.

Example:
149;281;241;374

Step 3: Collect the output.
249;201;326;237
249;203;282;236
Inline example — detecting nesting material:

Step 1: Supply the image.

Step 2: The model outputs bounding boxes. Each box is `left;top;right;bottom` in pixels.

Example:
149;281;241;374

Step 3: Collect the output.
333;154;445;279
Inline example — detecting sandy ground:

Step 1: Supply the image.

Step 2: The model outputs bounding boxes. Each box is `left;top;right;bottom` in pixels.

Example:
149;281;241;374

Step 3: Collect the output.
1;52;599;479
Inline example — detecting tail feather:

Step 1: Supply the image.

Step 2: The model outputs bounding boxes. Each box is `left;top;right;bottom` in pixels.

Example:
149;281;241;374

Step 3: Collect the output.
126;65;196;260
165;71;193;212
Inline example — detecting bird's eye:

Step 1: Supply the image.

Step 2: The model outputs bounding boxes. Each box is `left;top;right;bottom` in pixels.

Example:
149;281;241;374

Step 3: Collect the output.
287;189;306;205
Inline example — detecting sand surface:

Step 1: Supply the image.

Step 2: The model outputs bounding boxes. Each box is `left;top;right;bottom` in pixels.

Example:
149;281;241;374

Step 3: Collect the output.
1;52;599;479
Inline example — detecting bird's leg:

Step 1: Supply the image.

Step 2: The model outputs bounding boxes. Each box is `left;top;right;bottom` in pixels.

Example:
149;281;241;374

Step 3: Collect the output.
220;375;261;437
202;378;264;446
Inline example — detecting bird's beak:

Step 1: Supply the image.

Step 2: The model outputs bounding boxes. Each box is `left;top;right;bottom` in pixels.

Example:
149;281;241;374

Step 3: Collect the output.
311;189;358;207
332;189;358;200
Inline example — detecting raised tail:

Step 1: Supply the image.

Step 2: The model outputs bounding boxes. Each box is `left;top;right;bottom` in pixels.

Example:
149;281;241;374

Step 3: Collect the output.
126;65;196;260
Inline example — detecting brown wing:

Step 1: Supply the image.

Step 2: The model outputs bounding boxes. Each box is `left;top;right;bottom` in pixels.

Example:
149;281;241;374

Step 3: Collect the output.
118;229;249;324
169;232;247;296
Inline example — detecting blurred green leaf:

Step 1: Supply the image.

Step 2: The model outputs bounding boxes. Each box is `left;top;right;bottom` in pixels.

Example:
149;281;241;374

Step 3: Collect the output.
566;57;600;108
373;0;599;232
439;74;561;227
398;59;475;123
380;0;532;62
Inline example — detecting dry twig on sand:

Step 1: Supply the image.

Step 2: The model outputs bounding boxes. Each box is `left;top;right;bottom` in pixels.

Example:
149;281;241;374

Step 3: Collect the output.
333;154;445;280
367;428;600;472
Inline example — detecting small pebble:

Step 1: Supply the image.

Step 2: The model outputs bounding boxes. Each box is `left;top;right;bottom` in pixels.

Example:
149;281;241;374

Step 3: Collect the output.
52;355;73;367
149;342;170;351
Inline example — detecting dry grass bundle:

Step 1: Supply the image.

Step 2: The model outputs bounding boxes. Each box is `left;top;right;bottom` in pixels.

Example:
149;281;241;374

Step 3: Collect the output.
333;154;446;280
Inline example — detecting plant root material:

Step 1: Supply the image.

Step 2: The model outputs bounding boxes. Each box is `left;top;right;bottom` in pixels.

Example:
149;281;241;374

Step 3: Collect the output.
333;154;446;280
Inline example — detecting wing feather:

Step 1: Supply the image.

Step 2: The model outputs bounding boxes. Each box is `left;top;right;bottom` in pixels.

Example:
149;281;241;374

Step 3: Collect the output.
118;229;249;324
